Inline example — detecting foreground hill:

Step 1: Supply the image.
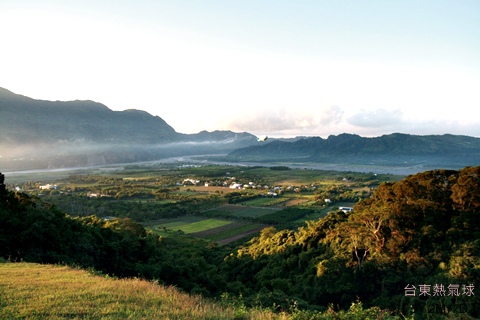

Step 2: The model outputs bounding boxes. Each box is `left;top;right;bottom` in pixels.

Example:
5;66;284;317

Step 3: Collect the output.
0;263;405;320
227;133;480;170
0;262;281;320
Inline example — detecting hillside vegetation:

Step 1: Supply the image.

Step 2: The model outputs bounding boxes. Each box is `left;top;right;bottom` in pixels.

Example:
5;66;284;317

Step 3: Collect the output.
1;167;480;318
0;262;411;319
0;262;283;320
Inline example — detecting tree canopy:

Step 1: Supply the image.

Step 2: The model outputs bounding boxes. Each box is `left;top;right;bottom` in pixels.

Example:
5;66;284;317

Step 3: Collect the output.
1;167;479;318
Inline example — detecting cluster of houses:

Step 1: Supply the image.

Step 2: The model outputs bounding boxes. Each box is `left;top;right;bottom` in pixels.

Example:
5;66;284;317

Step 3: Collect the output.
182;179;201;186
179;175;325;198
182;177;266;190
38;184;57;190
87;192;111;198
179;174;283;196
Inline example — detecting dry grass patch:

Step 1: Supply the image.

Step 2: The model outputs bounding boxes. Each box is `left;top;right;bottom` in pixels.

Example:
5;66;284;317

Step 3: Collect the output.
0;262;287;320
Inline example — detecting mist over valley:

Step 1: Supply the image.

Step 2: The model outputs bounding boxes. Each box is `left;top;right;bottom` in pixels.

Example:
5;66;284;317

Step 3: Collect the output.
1;87;479;174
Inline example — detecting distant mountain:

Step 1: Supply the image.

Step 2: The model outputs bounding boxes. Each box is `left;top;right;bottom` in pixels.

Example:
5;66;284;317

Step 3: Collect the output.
0;87;256;170
0;87;257;145
227;133;480;169
3;87;479;172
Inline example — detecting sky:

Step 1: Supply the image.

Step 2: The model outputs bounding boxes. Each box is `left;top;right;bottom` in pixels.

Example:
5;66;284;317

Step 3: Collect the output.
1;1;479;138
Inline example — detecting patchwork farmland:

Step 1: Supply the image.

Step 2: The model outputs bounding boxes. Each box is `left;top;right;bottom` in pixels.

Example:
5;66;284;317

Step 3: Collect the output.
144;205;274;245
8;162;399;246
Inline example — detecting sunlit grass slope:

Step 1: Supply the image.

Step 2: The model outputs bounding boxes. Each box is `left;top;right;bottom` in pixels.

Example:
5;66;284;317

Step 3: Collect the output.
0;262;285;320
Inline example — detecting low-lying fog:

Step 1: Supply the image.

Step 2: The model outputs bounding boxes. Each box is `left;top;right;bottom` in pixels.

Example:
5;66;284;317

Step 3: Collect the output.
1;141;442;177
0;140;244;172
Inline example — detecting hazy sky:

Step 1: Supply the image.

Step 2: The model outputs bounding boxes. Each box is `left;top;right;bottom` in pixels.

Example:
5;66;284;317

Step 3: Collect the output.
1;1;479;138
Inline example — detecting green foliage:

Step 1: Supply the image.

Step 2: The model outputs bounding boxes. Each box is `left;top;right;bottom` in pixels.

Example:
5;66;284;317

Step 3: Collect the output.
225;191;260;204
223;167;480;317
270;166;291;171
257;207;312;225
2;166;480;318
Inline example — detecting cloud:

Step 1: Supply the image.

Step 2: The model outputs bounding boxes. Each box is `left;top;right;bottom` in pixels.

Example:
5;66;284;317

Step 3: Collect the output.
227;105;480;138
345;108;480;138
400;119;480;137
347;108;404;128
228;105;344;134
317;105;344;126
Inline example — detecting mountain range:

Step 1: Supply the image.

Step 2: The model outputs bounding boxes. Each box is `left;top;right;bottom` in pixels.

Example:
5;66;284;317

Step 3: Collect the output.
0;87;254;145
1;87;479;171
227;133;480;169
0;87;256;170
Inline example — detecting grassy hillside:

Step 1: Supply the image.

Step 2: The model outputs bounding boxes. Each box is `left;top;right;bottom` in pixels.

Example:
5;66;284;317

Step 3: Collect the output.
0;262;285;320
0;262;409;319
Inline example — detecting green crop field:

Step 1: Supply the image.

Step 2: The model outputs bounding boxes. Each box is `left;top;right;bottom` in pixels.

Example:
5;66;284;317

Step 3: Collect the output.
200;223;267;243
145;215;268;245
146;217;232;234
202;203;281;218
242;197;284;207
172;219;232;233
230;207;281;219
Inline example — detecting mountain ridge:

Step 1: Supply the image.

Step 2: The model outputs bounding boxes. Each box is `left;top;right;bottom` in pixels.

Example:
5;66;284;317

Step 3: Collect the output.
1;87;479;171
0;87;258;170
0;87;259;145
227;132;480;169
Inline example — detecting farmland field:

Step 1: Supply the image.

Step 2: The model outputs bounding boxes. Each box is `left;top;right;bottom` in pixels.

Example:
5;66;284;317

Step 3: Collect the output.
6;161;402;247
191;221;268;244
144;215;266;245
202;204;280;219
230;207;280;219
172;219;232;233
146;217;231;233
242;197;285;207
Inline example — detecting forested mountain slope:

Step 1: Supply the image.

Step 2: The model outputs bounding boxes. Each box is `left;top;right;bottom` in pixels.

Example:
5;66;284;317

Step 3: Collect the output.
223;166;480;315
228;133;480;169
0;87;256;145
0;87;257;170
0;87;178;144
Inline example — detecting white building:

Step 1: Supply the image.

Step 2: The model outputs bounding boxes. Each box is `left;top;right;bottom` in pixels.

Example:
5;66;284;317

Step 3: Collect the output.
230;183;243;189
39;184;57;190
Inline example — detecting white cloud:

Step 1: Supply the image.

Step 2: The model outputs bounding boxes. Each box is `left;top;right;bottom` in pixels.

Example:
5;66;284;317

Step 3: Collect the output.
347;108;404;128
1;2;480;139
228;105;345;137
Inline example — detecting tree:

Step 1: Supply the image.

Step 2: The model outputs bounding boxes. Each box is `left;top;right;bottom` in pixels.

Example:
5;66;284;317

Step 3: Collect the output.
451;166;480;213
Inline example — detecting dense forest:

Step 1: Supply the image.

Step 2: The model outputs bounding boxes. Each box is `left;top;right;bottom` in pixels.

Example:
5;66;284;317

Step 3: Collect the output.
1;167;479;318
